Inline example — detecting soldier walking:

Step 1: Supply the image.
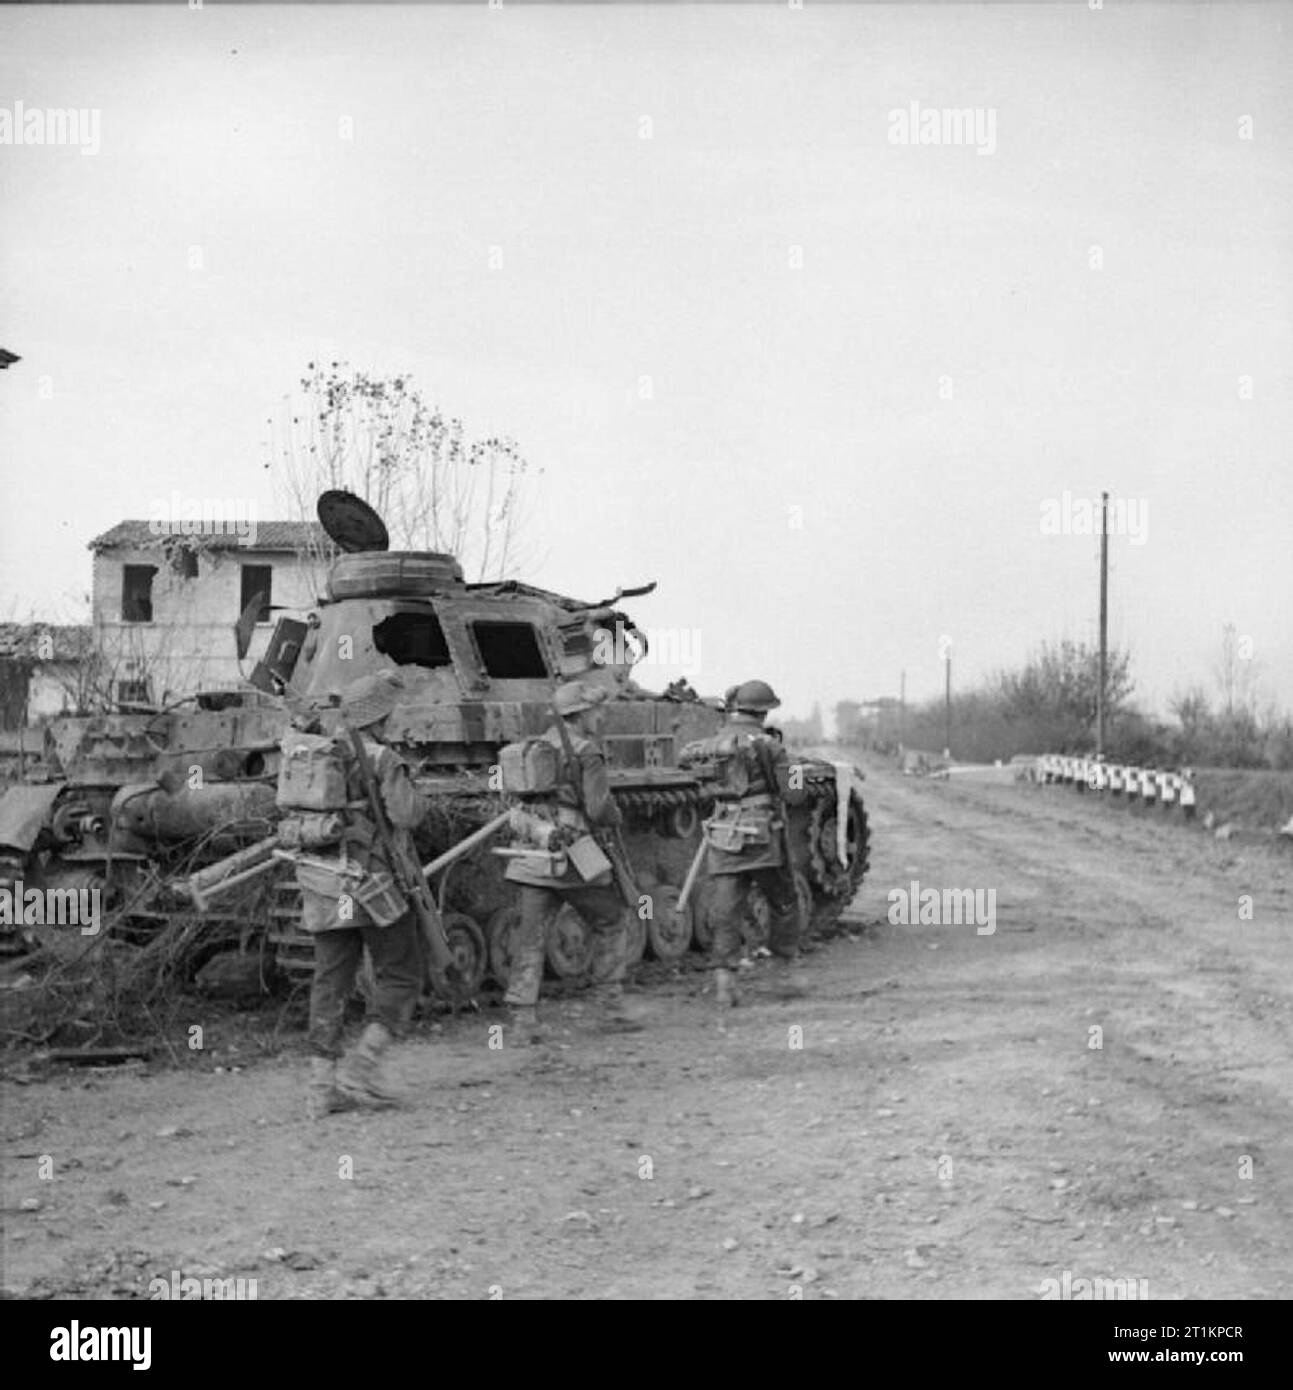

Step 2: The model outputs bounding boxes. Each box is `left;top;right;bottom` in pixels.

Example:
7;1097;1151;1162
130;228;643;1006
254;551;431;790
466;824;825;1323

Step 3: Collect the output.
500;680;639;1042
680;678;805;1009
277;671;430;1119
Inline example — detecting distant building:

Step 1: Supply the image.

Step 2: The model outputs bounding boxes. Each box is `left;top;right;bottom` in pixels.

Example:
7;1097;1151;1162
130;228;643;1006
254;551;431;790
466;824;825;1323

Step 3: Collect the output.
0;623;92;728
88;521;332;705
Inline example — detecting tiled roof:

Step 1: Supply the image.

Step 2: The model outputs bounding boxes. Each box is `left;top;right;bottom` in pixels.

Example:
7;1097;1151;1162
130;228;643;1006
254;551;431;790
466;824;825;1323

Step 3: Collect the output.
0;623;92;661
89;520;331;553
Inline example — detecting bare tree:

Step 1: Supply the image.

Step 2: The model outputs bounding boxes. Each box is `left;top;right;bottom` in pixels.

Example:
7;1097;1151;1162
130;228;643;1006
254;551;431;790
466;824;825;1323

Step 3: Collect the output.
993;639;1134;736
1214;622;1259;717
265;362;542;583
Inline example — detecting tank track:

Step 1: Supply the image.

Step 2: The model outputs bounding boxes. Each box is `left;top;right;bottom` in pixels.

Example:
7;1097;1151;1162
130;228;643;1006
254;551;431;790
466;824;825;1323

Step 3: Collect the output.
612;770;868;906
96;768;870;991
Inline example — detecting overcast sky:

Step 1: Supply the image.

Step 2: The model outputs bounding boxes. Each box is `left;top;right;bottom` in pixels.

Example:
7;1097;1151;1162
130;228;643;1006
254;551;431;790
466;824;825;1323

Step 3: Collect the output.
2;2;1290;723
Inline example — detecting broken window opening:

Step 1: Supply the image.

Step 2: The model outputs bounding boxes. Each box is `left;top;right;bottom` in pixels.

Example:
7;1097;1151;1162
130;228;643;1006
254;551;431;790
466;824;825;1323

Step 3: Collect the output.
122;565;157;623
373;611;453;669
472;621;548;679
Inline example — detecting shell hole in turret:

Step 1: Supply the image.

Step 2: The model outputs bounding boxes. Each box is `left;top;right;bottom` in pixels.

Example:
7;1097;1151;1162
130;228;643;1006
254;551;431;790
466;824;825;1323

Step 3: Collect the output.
373;611;453;669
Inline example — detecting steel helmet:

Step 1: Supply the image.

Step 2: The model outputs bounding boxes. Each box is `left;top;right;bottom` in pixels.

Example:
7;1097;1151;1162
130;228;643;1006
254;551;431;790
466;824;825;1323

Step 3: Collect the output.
339;670;405;729
553;680;605;717
732;679;781;713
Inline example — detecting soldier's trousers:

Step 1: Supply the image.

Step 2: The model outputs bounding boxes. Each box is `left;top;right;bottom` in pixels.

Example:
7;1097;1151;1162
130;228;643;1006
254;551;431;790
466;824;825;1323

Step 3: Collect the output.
308;911;422;1059
504;883;627;1008
707;869;802;970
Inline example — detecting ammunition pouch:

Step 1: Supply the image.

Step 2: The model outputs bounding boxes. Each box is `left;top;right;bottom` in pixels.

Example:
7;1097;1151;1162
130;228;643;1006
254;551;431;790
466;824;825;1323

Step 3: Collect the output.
567;833;613;883
352;869;408;928
294;855;365;905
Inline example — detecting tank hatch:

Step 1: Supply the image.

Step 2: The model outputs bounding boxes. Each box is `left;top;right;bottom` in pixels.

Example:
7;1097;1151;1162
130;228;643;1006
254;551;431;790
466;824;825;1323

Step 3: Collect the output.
316;489;390;553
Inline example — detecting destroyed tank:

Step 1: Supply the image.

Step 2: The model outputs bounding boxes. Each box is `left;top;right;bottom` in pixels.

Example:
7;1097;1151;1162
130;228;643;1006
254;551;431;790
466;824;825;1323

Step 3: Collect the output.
0;689;287;957
229;492;870;994
2;491;870;997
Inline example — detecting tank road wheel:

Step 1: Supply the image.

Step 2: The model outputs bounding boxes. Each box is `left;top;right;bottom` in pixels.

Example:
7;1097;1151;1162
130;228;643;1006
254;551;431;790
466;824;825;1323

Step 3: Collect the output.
622;906;647;966
487;905;522;988
660;803;698;840
439;911;487;1002
546;903;593;979
646;883;693;961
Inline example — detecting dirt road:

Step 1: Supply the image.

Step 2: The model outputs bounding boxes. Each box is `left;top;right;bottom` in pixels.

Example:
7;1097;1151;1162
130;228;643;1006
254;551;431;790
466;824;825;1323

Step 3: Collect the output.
4;760;1291;1300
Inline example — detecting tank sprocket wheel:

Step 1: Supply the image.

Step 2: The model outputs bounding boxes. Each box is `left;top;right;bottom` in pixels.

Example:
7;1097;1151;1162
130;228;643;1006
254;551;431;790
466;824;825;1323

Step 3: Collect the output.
437;911;487;1002
546;903;593;979
807;792;866;899
645;883;693;961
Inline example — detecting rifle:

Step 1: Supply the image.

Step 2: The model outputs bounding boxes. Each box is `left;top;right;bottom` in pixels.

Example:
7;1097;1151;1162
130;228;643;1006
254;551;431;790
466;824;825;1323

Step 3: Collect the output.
675;836;708;915
346;728;464;996
550;704;640;908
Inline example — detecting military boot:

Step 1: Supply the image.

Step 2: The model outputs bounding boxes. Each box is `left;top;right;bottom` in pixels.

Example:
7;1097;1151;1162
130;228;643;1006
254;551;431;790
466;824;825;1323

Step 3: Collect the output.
338;1022;400;1108
714;968;740;1008
306;1057;355;1120
765;954;808;1000
508;1004;547;1048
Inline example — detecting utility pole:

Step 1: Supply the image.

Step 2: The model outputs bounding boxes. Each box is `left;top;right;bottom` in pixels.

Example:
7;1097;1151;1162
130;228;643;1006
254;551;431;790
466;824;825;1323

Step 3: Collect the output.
900;669;906;749
1097;489;1108;755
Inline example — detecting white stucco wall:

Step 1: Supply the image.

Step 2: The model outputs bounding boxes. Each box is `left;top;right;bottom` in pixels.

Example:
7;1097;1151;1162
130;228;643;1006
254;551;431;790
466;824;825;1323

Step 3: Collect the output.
92;545;327;701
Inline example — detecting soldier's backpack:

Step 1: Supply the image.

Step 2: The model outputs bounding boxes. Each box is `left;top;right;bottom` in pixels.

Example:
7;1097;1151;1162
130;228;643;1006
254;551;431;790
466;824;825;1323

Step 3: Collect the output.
277;730;354;812
497;737;561;797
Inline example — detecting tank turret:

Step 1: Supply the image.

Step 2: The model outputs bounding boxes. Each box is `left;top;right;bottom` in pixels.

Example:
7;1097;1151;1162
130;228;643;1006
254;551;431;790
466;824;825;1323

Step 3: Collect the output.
3;490;869;1005
240;492;869;990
